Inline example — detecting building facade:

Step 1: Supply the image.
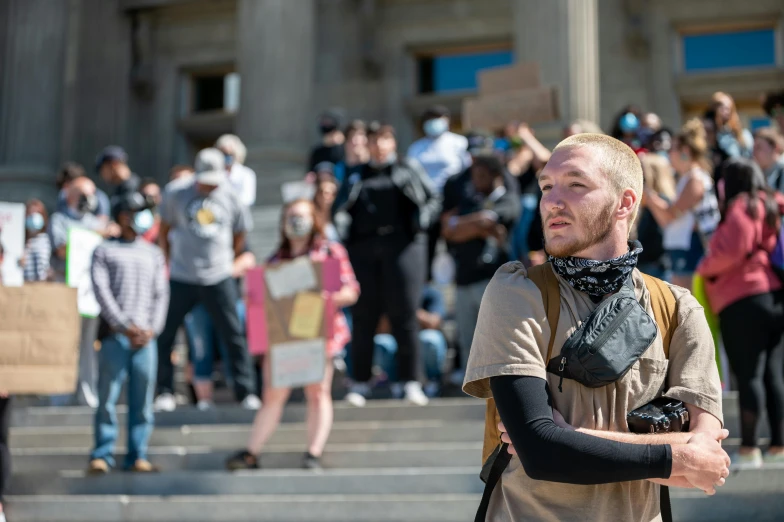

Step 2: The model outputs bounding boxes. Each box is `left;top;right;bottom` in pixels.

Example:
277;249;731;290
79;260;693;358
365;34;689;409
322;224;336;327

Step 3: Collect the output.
1;0;783;206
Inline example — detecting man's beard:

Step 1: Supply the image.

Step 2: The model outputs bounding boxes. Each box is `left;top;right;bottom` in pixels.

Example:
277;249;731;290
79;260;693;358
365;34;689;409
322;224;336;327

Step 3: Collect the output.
544;200;615;258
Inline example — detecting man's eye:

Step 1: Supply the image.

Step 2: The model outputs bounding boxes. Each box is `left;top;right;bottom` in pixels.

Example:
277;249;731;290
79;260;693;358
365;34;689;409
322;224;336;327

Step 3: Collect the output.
541;185;552;191
570;183;585;188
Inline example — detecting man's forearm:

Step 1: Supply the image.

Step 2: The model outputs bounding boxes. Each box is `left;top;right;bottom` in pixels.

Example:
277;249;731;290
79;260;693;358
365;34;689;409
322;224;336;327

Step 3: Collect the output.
575;427;692;446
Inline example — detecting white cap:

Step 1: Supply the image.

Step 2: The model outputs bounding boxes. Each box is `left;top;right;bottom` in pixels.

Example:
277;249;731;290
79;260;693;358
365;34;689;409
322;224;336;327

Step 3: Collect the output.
194;148;226;186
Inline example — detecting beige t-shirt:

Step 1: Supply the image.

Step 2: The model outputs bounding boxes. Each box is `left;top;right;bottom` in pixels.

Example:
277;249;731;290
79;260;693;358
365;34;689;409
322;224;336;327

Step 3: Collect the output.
463;262;723;522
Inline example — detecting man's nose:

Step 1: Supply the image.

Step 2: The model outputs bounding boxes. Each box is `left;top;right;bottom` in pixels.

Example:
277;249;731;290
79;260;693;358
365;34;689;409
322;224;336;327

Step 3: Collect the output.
541;187;565;213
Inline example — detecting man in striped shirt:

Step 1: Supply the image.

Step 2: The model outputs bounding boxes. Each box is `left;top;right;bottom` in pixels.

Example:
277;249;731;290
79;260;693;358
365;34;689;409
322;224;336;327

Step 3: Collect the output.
88;192;169;474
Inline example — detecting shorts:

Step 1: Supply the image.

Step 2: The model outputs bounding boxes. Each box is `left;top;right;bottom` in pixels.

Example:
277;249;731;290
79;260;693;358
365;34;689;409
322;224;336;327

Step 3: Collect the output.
667;232;704;277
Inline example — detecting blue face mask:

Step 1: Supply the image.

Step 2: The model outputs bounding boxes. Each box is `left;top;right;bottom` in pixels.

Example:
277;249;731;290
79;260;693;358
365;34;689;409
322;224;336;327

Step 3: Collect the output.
423;118;448;137
224;153;234;168
131;209;155;235
619;113;640;134
26;213;44;232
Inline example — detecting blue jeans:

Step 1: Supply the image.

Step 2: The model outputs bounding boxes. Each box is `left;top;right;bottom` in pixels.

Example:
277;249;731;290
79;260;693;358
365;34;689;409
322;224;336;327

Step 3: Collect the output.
184;300;246;383
374;330;447;382
91;334;156;469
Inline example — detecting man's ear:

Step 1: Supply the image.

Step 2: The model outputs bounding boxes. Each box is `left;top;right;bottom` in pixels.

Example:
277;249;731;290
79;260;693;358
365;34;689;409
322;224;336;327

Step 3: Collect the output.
616;188;638;221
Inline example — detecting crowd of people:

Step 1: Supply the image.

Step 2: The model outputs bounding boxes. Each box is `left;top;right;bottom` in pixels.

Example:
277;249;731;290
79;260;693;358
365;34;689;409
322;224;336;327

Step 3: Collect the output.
0;88;783;509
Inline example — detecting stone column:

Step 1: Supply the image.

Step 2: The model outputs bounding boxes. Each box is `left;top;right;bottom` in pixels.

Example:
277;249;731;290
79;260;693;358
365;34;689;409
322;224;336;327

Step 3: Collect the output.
512;0;600;127
236;0;316;205
0;0;71;204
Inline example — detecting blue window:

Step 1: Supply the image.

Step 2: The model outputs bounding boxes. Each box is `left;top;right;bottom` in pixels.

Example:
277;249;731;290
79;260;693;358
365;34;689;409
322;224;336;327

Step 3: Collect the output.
682;28;777;72
750;117;772;132
418;49;514;93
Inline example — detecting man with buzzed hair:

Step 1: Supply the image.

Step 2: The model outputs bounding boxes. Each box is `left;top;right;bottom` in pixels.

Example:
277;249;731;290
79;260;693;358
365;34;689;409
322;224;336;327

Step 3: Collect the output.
464;134;729;521
49;176;119;407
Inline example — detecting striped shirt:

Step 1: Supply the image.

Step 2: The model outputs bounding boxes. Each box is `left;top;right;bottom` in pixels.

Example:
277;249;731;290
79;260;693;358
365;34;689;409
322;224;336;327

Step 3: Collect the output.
91;238;169;334
24;234;51;282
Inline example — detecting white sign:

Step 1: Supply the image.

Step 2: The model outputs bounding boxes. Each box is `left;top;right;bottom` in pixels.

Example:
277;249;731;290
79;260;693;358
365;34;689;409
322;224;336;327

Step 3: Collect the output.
270;339;326;389
264;256;318;300
0;202;26;287
66;227;103;318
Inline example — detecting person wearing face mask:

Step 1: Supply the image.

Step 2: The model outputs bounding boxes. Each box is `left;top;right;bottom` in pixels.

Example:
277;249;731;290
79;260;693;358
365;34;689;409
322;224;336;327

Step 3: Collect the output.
154;148;260;412
753;127;784;193
334;123;440;407
226;199;359;471
408;106;470;281
215;134;257;207
138;179;162;244
338;120;370;183
87;192;169;474
610;106;647;154
48;176;121;407
22;199;52;282
308;111;346;171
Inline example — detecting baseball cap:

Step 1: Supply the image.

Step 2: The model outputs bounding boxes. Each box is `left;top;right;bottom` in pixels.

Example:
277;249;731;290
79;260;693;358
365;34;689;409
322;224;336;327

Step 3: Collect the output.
194;148;227;186
466;130;496;156
111;191;153;221
95;145;128;172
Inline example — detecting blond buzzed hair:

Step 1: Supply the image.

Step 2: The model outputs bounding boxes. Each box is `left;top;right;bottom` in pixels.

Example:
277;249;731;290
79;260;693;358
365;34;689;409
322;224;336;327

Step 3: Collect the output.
553;133;644;226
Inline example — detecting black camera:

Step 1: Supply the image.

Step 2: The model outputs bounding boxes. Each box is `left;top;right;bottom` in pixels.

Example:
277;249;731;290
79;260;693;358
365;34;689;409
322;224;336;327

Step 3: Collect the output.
627;397;690;434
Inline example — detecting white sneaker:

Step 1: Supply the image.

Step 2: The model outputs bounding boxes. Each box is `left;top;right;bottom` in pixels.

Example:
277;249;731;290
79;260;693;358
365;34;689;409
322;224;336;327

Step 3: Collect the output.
345;383;370;407
404;381;429;406
154;393;177;412
734;448;763;469
196;400;214;411
241;395;262;410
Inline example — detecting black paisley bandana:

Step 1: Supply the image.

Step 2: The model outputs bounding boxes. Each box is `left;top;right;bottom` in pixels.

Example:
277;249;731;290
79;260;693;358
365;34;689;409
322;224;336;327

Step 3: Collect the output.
549;240;643;302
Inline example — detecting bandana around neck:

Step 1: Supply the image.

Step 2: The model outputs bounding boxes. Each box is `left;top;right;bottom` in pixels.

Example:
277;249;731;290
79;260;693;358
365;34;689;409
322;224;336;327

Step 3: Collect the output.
548;240;643;301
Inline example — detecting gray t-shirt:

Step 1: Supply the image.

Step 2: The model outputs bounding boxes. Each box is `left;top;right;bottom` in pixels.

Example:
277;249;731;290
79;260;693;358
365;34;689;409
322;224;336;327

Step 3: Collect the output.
48;210;106;282
161;179;251;285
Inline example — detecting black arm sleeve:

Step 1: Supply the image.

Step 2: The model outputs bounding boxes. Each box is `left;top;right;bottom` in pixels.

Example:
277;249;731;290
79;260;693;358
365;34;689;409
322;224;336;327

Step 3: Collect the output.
490;375;672;484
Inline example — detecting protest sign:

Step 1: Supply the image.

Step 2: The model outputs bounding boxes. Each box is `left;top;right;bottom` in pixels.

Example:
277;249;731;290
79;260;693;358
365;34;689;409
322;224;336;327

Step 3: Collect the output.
245;259;338;388
65;227;103;318
0;283;80;394
478;62;542;97
0;202;26;287
462;86;560;131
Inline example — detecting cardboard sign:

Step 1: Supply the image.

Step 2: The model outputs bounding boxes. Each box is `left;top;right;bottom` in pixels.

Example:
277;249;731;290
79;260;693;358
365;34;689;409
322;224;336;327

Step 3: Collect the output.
65;227;103;318
0;283;80;394
245;259;339;388
478;62;542;97
462;86;560;131
0;202;26;287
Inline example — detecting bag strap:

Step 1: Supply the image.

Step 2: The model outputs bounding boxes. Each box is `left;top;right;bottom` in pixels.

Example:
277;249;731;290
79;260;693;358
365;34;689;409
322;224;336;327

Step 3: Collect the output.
527;263;562;364
475;263;561;522
640;273;678;358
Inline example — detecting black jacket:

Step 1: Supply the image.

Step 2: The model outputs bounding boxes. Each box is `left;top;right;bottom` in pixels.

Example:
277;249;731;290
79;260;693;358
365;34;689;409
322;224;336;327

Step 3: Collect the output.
334;158;441;242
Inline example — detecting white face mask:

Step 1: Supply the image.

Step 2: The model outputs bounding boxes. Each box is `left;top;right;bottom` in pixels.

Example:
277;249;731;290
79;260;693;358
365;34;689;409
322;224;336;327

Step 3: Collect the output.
423;118;448;137
284;215;314;239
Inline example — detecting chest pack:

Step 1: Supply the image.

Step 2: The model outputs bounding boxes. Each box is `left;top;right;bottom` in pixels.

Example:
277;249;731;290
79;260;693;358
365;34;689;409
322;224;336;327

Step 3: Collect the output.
476;262;679;522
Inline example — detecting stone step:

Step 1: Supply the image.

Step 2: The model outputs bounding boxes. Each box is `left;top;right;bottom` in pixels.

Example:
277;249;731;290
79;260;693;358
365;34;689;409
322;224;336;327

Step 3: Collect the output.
10;442;481;473
9;393;746;429
9;398;486;428
7;462;784;497
9;420;484;450
7;467;484;496
4;490;784;522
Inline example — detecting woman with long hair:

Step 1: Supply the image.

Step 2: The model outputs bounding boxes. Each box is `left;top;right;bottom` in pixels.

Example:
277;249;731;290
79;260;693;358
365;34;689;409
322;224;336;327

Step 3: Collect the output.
710;92;753;160
313;173;340;242
644;118;720;288
226;199;359;471
22;199;51;282
697;158;784;467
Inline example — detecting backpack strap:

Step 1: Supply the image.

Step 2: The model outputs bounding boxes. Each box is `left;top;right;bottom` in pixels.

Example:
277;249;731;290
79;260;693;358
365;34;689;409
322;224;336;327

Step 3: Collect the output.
640;273;678;358
477;263;562;521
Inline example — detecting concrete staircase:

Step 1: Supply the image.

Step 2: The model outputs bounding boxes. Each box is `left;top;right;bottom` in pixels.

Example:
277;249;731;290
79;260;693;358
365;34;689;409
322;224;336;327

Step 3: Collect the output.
4;393;784;522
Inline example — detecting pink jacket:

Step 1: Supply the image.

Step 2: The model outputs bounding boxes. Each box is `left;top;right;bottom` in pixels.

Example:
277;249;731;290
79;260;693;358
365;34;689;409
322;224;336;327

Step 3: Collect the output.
697;193;783;314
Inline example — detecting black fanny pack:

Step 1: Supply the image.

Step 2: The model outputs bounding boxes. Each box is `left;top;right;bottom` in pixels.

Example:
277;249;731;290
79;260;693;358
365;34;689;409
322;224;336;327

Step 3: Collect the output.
545;276;658;391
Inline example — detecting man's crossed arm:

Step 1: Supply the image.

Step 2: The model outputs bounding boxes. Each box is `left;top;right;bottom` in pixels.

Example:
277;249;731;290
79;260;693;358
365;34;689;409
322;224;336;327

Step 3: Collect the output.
491;375;730;495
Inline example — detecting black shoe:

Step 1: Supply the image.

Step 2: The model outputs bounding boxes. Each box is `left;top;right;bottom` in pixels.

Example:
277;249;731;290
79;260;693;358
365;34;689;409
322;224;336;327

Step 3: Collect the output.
226;450;259;471
303;452;323;470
